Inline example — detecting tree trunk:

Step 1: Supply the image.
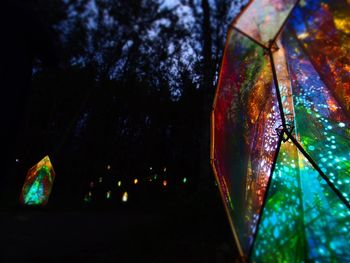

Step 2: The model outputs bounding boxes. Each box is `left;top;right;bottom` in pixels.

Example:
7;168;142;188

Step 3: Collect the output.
199;0;214;196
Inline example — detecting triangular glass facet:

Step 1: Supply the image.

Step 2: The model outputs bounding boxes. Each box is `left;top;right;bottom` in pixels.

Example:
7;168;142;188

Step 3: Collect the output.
251;141;350;262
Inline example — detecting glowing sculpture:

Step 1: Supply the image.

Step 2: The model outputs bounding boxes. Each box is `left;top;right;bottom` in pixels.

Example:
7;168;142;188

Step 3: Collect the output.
20;156;56;206
211;0;350;261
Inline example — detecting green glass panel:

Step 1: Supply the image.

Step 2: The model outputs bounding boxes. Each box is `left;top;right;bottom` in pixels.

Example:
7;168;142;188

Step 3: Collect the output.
251;141;350;262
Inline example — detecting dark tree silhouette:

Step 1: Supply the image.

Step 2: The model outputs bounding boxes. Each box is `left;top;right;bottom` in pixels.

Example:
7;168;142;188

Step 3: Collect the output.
5;0;247;207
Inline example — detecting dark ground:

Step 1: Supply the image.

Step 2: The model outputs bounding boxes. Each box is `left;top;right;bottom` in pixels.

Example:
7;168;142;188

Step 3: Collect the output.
0;194;238;263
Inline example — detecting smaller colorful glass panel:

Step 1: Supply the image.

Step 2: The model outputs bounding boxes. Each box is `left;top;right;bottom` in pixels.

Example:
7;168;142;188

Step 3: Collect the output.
213;28;281;253
235;0;298;47
19;156;56;206
288;0;350;115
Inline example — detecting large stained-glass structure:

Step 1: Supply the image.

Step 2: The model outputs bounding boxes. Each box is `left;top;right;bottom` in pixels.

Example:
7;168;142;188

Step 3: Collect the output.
20;156;56;206
211;0;350;261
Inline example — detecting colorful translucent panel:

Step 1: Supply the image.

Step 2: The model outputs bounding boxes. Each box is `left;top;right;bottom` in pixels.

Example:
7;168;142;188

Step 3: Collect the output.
212;28;282;254
19;156;55;206
277;29;350;203
251;142;350;262
212;0;350;261
288;0;350;115
234;0;298;47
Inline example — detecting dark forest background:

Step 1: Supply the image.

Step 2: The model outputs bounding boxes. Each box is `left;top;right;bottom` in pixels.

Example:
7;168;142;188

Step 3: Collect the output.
13;0;247;207
1;1;248;262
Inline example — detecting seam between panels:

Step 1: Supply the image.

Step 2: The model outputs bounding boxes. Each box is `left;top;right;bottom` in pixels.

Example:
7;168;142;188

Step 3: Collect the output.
269;50;287;128
231;0;255;26
247;134;283;262
294;134;310;262
210;111;215;161
212;26;235;112
268;0;302;50
286;131;350;210
230;25;269;50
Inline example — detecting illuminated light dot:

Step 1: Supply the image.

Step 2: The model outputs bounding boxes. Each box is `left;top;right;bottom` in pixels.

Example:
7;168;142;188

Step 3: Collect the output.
163;167;167;172
107;165;111;170
335;158;340;163
149;167;153;171
99;177;103;183
337;181;343;185
134;178;138;185
327;125;332;130
321;158;327;162
88;191;92;197
319;248;325;255
308;145;315;151
122;192;128;202
331;145;337;149
291;164;296;168
163;180;168;187
339;122;346;127
84;195;91;202
106;191;111;199
183;177;187;184
118;181;122;187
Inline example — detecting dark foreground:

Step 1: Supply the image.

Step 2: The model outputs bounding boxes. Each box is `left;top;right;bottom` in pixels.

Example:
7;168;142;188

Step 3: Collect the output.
0;196;239;263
